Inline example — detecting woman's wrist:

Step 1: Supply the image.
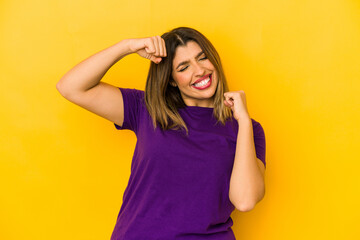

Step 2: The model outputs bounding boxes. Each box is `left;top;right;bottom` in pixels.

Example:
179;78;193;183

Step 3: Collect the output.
237;114;251;125
112;39;134;61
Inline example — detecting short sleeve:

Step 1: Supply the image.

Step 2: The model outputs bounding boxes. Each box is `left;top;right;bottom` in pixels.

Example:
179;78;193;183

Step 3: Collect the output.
252;119;266;169
113;87;144;133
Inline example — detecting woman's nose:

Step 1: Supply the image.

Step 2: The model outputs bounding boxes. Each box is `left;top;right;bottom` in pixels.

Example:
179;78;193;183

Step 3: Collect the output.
194;63;206;76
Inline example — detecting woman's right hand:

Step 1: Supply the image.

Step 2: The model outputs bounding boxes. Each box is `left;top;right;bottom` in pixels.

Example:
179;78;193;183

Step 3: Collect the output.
128;36;167;64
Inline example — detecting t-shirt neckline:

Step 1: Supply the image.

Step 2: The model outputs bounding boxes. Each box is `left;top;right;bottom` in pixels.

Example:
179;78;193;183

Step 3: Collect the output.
185;105;214;110
180;105;215;118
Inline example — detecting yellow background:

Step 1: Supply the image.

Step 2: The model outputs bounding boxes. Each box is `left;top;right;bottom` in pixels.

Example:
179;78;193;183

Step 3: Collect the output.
1;0;359;239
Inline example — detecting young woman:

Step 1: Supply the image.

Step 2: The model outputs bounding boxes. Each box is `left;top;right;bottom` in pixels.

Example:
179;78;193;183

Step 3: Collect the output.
56;27;266;240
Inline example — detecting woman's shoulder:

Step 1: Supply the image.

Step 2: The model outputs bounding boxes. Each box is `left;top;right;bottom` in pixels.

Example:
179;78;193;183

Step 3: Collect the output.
118;87;145;103
118;87;144;95
251;118;260;126
250;118;265;136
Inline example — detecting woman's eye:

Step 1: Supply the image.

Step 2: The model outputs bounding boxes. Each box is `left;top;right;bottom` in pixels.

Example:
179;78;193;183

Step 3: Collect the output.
179;66;188;72
178;56;207;72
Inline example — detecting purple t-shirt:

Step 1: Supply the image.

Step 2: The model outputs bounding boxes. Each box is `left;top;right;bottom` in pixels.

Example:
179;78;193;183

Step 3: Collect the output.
111;88;266;240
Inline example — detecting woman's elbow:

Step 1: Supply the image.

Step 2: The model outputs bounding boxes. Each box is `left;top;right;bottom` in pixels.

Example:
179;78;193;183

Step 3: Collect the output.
234;193;265;212
235;201;256;212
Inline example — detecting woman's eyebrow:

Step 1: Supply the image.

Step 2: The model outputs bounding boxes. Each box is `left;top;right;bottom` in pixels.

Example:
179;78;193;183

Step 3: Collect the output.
176;51;204;70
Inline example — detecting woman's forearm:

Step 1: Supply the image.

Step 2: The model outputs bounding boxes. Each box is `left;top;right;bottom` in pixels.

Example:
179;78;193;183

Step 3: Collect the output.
229;117;265;212
56;39;133;96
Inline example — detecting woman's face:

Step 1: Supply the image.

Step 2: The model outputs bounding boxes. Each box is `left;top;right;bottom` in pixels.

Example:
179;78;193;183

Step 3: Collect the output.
171;41;218;108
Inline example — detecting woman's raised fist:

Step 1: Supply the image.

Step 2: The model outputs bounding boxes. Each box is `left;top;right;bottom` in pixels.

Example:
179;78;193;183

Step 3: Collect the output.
128;36;167;64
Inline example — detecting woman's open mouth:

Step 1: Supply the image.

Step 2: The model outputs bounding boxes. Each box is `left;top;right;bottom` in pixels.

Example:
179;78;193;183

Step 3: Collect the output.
192;74;212;90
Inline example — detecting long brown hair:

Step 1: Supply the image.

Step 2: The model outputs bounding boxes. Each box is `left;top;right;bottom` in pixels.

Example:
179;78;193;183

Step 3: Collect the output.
144;26;233;135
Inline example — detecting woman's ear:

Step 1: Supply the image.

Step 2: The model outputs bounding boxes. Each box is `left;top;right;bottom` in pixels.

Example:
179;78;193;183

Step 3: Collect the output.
170;80;177;87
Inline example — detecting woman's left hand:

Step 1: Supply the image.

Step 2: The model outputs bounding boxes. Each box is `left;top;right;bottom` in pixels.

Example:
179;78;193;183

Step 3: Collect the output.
224;91;250;122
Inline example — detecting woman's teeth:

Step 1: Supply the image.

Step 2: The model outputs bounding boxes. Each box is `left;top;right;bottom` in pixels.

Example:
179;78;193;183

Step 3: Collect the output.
193;77;210;87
